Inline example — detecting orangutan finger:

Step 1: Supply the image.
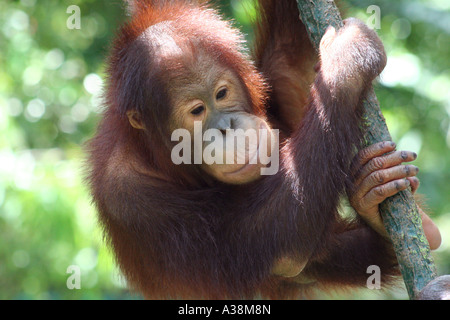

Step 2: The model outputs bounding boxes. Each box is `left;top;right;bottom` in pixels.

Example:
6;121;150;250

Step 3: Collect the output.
355;150;418;185
352;141;396;170
357;164;419;197
407;176;420;194
361;178;411;208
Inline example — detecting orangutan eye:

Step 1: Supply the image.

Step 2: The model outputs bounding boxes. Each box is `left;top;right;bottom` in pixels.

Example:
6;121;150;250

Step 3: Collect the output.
191;105;205;115
216;88;227;100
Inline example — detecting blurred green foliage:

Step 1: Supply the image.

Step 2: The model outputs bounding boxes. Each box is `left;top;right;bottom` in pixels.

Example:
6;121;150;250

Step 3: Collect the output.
0;0;448;300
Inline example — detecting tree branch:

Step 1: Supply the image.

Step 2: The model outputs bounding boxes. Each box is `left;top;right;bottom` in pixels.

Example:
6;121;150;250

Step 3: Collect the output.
295;0;437;299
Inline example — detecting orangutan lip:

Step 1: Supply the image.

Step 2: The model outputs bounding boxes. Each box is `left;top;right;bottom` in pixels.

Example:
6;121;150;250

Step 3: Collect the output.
224;162;254;176
224;143;260;176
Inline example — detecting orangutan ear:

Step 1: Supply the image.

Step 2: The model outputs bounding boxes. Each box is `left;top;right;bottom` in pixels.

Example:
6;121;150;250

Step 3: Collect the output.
127;110;145;130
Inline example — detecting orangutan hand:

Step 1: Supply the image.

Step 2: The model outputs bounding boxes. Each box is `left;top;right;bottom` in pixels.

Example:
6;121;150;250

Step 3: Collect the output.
349;141;441;250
